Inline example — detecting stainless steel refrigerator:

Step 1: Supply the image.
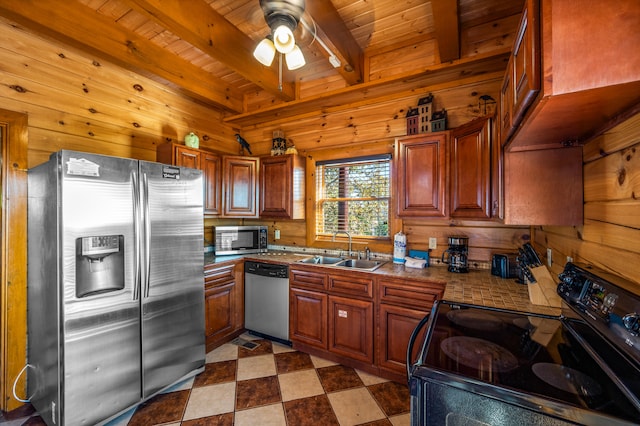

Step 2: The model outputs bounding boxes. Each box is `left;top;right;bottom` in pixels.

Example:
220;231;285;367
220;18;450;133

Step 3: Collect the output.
27;150;206;426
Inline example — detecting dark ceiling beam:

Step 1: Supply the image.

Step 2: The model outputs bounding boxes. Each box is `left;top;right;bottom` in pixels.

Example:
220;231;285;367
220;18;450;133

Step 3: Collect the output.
431;0;461;62
305;1;364;85
122;0;295;101
0;0;244;112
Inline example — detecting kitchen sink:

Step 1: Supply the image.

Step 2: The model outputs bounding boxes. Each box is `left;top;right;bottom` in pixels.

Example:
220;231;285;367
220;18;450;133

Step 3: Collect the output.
336;259;385;271
297;255;386;271
297;255;343;265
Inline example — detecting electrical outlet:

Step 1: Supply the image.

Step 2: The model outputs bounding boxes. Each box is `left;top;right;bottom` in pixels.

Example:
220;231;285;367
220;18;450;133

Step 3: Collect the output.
429;238;437;250
274;229;280;240
567;256;573;264
547;248;553;267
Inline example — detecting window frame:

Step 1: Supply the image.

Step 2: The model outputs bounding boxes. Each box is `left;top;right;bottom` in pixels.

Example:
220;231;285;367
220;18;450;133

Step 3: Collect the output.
305;142;398;253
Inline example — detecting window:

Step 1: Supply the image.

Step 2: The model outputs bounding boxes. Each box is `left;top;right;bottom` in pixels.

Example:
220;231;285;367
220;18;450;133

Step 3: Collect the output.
315;155;390;238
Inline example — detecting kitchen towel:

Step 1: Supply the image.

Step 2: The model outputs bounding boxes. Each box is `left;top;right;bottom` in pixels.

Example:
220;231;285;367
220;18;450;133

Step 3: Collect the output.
404;256;427;269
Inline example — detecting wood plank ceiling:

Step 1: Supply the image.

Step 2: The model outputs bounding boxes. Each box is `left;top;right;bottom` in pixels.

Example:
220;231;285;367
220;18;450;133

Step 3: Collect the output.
0;0;524;119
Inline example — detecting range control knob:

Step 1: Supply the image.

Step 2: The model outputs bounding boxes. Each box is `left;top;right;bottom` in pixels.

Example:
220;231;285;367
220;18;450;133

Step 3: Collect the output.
623;313;640;335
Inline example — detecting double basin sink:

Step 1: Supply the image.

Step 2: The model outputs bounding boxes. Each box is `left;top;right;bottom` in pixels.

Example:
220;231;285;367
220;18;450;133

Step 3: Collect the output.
297;255;386;272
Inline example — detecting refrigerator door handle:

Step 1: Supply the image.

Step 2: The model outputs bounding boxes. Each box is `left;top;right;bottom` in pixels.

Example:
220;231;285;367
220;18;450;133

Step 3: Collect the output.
132;170;141;301
142;172;151;298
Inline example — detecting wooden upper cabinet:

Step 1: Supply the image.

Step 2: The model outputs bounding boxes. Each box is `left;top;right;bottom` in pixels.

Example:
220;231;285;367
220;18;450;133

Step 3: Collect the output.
503;146;583;225
502;0;640;150
174;145;201;169
450;116;492;219
156;143;220;215
260;154;305;219
223;156;259;218
396;133;447;217
202;153;221;215
511;0;540;131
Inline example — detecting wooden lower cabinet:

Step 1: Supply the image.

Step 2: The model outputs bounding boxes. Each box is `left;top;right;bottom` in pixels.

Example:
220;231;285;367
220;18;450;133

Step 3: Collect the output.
290;287;327;349
204;262;243;351
328;295;373;363
378;304;430;376
289;266;444;383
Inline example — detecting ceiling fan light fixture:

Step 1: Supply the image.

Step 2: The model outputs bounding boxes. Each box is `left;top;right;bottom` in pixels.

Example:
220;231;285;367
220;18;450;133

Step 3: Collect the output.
273;23;295;54
285;44;305;70
253;37;276;66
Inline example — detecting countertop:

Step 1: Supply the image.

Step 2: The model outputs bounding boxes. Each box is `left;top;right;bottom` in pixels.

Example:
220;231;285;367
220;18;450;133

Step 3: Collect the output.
205;251;561;316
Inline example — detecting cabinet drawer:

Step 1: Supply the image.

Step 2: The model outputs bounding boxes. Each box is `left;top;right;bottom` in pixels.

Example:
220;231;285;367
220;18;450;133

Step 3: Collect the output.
204;264;235;287
290;268;327;291
378;279;443;310
328;274;373;298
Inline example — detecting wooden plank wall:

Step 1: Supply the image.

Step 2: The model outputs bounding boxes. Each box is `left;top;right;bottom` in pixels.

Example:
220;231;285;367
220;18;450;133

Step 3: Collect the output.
0;17;240;170
533;111;640;289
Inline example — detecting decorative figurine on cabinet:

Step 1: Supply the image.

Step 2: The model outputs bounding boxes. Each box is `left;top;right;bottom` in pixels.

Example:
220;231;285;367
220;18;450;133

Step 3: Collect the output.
406;107;419;135
271;130;286;156
431;109;447;132
234;133;253;155
418;93;433;133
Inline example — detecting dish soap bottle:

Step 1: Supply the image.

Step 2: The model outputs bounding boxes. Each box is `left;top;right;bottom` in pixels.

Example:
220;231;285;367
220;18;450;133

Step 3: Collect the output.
393;231;407;264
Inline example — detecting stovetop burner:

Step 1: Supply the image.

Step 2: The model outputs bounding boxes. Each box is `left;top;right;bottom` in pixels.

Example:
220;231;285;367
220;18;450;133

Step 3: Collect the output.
532;363;603;397
441;336;518;373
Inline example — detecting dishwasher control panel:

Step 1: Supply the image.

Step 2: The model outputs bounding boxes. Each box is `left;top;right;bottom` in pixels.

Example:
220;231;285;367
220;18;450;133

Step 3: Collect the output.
245;261;289;278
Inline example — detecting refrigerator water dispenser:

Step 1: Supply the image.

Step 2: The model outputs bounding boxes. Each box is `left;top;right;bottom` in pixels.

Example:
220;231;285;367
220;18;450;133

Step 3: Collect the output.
75;235;124;297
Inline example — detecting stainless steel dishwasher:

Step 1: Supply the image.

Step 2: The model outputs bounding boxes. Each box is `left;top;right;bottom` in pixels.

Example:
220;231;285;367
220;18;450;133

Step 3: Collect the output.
244;260;291;345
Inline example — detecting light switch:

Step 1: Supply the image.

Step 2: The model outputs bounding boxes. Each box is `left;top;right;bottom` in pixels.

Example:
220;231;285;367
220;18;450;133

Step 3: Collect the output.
274;229;280;240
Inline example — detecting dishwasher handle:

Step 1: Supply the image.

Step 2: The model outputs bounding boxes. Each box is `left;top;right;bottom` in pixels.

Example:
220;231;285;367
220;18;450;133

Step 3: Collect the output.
245;261;289;278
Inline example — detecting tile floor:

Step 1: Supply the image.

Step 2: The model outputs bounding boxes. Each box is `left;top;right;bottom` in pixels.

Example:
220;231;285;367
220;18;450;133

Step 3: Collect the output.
1;334;410;426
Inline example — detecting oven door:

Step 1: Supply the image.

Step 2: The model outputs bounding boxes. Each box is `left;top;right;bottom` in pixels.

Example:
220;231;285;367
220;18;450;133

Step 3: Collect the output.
411;370;582;426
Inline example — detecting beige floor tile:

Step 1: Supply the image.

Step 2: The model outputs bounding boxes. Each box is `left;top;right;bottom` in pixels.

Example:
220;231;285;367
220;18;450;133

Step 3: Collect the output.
389;412;411;426
241;332;260;340
278;369;325;402
182;382;235;420
310;354;338;369
272;342;295;354
234;403;287;426
327;387;385;426
355;369;389;386
237;353;277;380
205;343;238;363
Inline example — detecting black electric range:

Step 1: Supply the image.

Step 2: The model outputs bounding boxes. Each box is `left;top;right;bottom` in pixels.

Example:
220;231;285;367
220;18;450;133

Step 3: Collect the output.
408;262;640;425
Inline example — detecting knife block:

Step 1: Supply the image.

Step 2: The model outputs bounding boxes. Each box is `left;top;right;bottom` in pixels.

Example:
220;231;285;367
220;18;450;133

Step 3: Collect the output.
527;265;562;307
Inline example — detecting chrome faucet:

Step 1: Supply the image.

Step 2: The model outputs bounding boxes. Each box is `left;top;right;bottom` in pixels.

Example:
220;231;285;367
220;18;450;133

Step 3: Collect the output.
332;231;352;257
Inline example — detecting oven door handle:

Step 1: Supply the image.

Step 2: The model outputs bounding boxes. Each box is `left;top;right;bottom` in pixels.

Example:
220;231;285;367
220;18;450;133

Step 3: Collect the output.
406;313;431;384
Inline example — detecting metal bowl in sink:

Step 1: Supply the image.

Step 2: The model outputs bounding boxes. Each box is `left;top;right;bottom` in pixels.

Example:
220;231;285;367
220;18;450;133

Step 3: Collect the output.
336;259;386;271
298;255;343;265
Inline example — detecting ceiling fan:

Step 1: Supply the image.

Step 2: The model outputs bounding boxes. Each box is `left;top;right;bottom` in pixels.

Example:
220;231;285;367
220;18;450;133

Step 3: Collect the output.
253;0;340;71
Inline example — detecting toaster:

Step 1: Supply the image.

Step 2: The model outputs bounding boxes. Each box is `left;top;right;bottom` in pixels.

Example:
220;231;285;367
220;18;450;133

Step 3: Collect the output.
491;253;520;279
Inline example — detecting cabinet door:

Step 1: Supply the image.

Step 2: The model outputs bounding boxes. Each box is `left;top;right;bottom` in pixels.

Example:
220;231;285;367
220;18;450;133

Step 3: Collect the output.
511;0;540;128
260;155;289;218
450;117;491;219
328;295;373;363
174;145;201;169
290;288;327;349
378;304;429;375
205;282;235;343
396;133;447;217
202;153;221;215
223;156;259;217
500;57;514;146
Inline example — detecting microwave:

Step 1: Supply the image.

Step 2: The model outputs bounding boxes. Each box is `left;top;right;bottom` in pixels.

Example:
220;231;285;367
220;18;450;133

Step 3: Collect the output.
213;225;268;255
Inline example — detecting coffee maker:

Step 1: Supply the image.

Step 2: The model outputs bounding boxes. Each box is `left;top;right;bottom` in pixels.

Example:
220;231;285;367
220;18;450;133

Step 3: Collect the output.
442;236;469;273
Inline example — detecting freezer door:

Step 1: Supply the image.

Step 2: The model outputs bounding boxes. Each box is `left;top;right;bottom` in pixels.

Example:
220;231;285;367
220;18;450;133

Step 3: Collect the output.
59;151;142;425
139;161;205;397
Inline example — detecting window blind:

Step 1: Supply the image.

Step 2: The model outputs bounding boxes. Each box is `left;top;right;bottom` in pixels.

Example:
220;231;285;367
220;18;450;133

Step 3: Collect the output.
315;155;390;238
